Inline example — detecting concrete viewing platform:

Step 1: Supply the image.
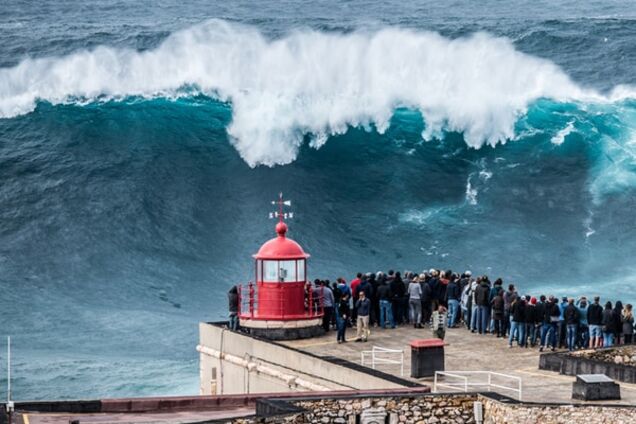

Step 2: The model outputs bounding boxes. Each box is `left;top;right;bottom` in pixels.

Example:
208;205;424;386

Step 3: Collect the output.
280;324;636;405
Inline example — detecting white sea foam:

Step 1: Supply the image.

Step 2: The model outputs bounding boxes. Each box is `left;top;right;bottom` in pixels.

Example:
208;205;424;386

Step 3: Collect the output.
551;121;575;145
0;19;634;166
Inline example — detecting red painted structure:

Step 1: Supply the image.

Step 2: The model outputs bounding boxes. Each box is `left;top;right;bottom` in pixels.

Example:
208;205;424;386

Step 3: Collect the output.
239;195;322;321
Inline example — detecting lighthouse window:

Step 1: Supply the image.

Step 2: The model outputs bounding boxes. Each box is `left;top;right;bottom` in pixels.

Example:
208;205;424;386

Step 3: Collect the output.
279;260;297;282
297;260;305;281
263;260;279;282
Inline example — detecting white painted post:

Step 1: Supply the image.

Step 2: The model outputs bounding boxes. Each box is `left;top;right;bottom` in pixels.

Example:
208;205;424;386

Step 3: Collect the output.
7;336;10;403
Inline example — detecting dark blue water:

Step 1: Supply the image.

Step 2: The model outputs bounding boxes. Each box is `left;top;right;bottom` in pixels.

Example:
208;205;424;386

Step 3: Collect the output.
1;0;635;400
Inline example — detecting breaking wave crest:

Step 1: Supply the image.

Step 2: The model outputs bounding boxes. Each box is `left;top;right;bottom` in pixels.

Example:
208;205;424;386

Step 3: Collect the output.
0;19;635;166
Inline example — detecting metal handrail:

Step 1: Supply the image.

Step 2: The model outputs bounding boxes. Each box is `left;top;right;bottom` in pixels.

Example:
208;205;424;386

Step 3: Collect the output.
361;346;404;376
433;371;522;400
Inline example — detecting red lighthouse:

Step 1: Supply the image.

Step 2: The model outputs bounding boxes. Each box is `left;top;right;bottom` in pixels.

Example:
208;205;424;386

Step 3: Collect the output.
238;194;324;340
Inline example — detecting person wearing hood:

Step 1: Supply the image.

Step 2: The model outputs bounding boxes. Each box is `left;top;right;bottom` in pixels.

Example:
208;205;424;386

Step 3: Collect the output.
228;285;240;331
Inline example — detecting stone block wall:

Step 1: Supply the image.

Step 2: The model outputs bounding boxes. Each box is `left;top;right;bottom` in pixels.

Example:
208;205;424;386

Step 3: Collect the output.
236;394;478;424
233;393;636;424
482;397;636;424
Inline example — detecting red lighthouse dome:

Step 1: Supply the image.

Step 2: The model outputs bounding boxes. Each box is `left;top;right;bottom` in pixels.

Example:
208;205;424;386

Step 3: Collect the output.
254;222;310;260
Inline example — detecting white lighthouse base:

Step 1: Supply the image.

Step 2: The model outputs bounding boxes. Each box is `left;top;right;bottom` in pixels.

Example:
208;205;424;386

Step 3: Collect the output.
239;317;324;340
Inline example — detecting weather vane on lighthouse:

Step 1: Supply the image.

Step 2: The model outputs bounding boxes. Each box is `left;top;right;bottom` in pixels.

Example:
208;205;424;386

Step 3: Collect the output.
269;192;293;223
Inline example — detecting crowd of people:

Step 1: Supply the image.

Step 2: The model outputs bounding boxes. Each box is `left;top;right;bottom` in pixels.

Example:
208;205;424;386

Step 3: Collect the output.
305;270;635;350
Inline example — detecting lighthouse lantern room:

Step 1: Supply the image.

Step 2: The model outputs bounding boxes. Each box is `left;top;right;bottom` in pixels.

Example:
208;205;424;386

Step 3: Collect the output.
238;194;324;340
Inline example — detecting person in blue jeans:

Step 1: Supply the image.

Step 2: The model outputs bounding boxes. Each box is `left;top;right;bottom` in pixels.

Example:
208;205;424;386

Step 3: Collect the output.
446;275;461;327
474;278;491;334
540;296;561;352
376;280;394;329
509;297;527;347
336;293;350;343
602;301;615;347
564;298;579;351
228;286;240;331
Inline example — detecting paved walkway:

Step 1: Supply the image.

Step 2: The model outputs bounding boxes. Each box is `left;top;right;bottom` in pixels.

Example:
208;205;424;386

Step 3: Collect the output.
17;407;255;424
282;324;636;405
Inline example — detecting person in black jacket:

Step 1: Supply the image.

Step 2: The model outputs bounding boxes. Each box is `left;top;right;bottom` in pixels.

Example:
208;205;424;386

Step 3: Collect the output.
509;297;527;347
446;275;461;328
564;298;579;351
525;297;537;347
613;301;624;345
602;301;615;347
540;296;561;352
474;278;491;334
389;271;405;326
587;296;604;348
491;289;505;337
228;286;239;331
376;280;394;329
336;289;350;343
534;295;546;346
420;274;433;325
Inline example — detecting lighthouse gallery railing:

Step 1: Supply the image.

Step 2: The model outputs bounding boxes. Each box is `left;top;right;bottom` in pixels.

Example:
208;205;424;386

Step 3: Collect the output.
237;282;324;319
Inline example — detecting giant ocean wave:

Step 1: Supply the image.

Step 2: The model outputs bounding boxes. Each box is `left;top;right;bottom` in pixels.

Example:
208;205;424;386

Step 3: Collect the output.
1;19;635;167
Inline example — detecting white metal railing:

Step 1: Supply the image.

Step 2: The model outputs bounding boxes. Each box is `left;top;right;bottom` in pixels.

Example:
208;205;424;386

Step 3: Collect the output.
361;346;404;376
433;371;522;400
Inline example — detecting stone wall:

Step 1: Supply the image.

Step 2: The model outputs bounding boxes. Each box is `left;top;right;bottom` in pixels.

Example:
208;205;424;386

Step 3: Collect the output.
539;347;636;384
482;397;636;424
236;394;478;424
233;393;636;424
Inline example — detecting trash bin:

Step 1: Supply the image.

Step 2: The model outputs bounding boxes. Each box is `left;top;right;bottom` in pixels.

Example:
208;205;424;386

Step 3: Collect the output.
410;338;445;378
